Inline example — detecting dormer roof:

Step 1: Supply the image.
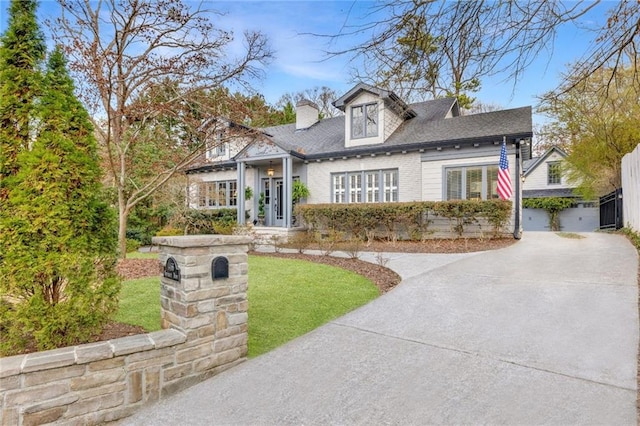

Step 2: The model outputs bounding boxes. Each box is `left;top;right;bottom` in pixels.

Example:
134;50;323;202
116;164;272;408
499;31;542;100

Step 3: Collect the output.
332;82;418;119
523;146;568;176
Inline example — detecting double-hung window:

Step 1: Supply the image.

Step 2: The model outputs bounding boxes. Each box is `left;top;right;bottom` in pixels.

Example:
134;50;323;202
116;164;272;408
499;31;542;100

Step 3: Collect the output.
365;172;380;202
333;174;346;203
351;103;378;139
547;162;561;185
445;165;500;200
197;180;237;208
332;169;398;203
349;173;362;203
206;131;227;159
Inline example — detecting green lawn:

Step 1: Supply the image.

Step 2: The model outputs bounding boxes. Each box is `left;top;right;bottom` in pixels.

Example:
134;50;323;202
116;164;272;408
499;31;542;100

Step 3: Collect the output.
125;251;159;259
114;276;163;331
247;256;378;357
115;255;378;358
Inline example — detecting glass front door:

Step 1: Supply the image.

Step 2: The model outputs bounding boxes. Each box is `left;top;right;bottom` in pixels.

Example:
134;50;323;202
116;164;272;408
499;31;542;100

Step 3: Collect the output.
261;178;284;227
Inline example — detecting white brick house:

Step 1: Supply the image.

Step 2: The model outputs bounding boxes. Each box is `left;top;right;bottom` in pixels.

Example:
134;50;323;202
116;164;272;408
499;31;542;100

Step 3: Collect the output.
187;83;533;235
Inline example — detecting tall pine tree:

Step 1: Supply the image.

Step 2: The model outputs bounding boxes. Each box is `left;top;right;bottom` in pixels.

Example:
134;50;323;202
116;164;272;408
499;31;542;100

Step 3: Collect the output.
0;0;46;196
0;3;120;354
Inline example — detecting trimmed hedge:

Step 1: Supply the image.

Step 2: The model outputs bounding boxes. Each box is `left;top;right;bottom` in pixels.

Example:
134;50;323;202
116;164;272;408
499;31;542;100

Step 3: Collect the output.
172;208;238;235
295;200;512;240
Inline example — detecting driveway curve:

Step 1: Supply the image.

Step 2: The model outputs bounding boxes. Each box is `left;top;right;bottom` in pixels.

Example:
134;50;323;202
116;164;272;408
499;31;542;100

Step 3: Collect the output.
123;232;638;425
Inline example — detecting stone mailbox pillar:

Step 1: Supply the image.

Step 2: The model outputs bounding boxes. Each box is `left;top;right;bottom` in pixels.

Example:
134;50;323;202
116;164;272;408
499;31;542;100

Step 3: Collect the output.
152;235;251;371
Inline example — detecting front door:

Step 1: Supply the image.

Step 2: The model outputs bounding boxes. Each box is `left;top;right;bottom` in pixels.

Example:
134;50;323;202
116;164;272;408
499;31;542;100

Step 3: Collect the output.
273;179;284;227
261;178;284;227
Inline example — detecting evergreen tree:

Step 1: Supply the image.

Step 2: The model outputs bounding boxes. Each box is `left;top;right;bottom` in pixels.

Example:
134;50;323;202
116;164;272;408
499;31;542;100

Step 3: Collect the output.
0;45;121;354
0;0;46;197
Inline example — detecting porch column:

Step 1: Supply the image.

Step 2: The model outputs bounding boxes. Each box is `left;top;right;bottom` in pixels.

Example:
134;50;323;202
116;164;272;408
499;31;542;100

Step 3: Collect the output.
237;161;246;225
282;156;293;228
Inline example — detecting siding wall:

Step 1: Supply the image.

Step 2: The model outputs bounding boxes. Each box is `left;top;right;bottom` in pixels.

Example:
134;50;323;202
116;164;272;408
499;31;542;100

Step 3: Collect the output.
622;143;640;232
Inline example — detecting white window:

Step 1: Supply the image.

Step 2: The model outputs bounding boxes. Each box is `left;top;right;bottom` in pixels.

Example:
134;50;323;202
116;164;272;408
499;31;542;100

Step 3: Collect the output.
206;131;227;160
332;169;398;204
333;174;345;203
197;180;238;208
445;165;500;200
351;102;378;139
349;173;362;203
383;170;398;202
366;172;380;202
547;162;561;185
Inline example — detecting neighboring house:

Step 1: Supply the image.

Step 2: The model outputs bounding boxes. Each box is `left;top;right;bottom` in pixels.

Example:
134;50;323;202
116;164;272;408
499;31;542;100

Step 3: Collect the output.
522;146;599;231
186;83;533;236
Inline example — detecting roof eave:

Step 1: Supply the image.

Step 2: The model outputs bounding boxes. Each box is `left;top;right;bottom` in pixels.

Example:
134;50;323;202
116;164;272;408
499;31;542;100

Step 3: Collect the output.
302;132;533;161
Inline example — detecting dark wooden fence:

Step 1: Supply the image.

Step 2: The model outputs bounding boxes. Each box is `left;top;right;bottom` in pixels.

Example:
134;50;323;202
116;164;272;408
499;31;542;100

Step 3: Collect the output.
599;188;623;230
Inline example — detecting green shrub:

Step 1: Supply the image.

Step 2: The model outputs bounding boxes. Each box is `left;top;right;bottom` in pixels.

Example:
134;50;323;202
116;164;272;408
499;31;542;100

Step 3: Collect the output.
172;208;239;235
0;44;120;355
523;197;574;231
126;238;141;253
155;226;183;237
296;200;512;240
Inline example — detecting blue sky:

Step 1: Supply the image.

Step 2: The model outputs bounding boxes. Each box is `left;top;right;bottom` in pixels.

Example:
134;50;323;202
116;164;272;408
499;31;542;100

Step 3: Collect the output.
1;0;610;125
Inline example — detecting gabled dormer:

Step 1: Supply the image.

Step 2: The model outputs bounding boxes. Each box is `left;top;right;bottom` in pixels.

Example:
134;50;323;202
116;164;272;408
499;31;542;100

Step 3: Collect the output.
200;118;256;163
332;83;417;148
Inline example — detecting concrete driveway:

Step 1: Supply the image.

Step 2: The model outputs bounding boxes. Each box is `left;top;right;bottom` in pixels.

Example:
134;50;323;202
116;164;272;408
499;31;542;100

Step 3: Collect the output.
123;232;638;425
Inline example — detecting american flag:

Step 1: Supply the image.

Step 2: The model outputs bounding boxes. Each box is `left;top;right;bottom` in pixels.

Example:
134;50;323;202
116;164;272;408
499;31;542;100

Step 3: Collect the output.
497;141;512;200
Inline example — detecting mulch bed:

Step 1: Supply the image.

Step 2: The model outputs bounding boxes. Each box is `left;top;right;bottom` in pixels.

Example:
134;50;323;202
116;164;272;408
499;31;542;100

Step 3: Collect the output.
116;258;163;280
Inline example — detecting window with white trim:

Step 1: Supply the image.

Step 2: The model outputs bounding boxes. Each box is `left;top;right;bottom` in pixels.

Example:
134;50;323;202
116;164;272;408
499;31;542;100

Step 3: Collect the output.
197;180;237;208
205;131;227;160
547;162;561;184
333;174;346;203
365;172;380;202
349;173;362;203
332;169;398;203
444;165;500;200
351;103;378;139
383;170;398;202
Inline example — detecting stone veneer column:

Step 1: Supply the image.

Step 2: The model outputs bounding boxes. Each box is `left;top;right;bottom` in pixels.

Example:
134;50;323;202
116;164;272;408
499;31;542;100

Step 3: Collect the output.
152;235;250;345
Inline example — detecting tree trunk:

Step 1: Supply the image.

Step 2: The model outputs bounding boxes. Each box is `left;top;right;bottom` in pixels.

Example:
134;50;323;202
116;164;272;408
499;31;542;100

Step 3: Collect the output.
118;191;129;259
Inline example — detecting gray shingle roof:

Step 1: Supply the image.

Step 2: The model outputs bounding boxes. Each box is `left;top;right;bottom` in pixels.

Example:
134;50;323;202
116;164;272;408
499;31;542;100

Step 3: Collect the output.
260;98;532;160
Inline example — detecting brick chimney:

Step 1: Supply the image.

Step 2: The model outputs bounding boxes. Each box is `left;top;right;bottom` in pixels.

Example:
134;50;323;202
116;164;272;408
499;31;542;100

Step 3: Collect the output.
295;100;319;130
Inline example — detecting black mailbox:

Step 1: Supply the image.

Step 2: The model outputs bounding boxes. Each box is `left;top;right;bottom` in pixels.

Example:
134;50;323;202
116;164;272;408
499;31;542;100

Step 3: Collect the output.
163;257;180;282
211;256;229;280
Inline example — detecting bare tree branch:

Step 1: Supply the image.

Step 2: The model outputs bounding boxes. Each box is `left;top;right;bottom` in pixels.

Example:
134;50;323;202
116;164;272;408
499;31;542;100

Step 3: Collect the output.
318;0;611;104
48;0;273;256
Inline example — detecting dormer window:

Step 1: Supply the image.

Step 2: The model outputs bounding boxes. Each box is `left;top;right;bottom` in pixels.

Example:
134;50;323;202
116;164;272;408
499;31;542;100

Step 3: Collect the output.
206;131;227;160
351;103;378;139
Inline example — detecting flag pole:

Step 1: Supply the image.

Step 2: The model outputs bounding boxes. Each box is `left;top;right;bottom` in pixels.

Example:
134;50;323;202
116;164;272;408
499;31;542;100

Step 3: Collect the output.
513;137;522;239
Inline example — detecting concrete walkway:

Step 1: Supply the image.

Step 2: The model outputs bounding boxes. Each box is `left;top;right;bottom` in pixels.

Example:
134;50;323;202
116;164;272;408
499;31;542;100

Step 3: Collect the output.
123;232;638;425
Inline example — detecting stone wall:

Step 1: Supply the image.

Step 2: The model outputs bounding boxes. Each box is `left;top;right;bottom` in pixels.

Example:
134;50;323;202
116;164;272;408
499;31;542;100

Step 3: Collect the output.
0;235;250;425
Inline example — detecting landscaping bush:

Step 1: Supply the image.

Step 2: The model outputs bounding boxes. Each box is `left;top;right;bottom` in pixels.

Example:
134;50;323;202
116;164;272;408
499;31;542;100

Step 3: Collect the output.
296;200;512;240
155;226;184;237
0;39;120;354
126;238;141;253
170;208;239;235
